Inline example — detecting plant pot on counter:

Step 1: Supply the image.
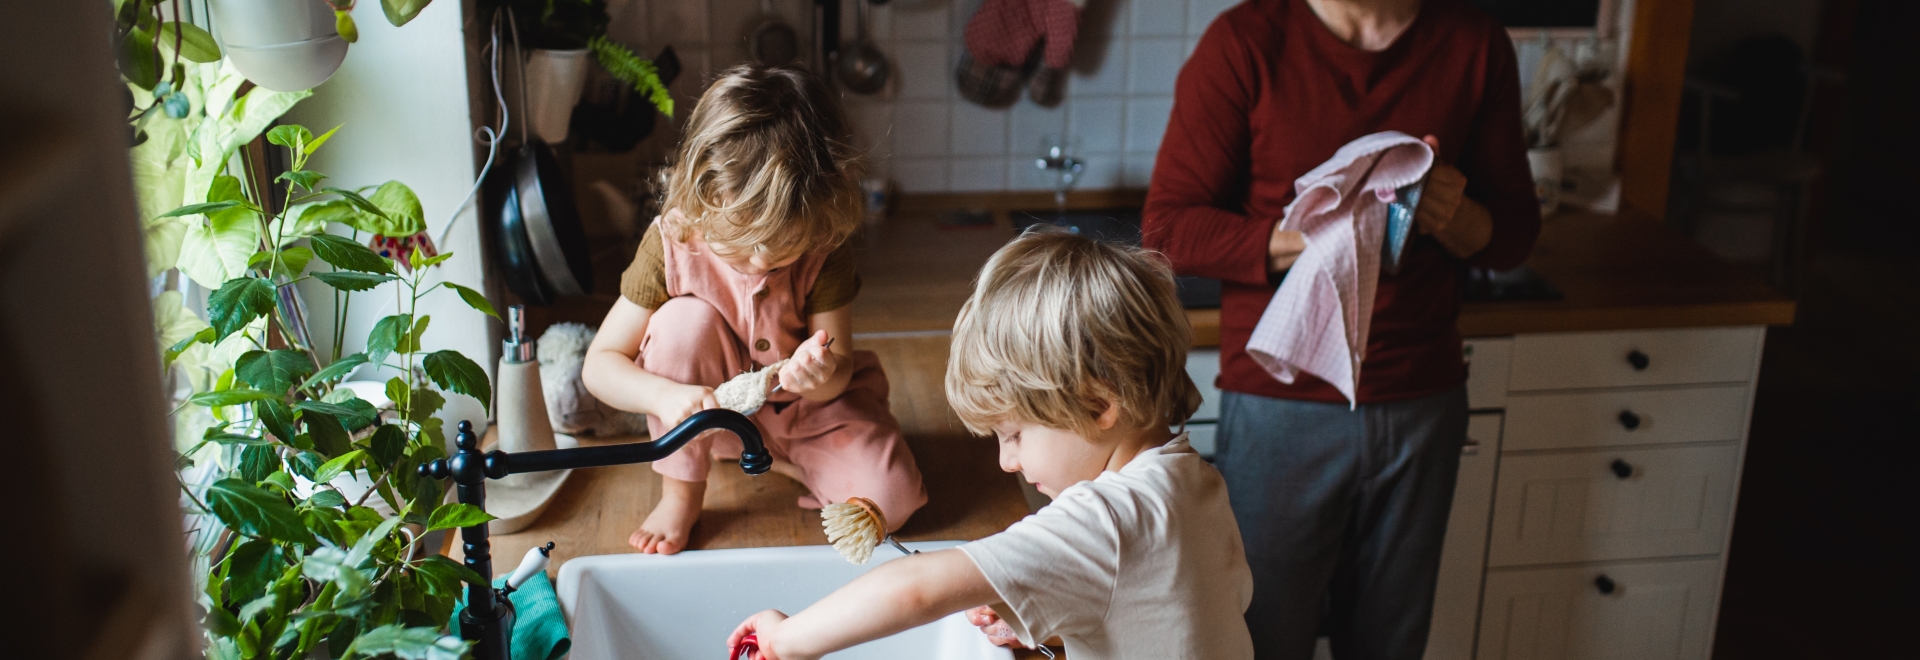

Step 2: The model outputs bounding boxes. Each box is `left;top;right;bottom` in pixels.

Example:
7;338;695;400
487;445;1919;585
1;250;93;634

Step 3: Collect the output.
208;0;349;92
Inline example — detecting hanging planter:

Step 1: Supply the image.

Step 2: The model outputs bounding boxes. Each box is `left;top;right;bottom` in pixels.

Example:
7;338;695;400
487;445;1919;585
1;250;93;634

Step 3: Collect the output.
207;0;350;92
521;47;593;144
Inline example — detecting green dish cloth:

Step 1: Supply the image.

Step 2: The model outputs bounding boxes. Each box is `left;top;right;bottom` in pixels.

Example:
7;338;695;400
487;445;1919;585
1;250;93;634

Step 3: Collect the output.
449;571;571;660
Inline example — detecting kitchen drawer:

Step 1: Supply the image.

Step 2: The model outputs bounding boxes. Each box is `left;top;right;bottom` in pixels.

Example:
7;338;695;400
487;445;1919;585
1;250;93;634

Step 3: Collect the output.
1427;413;1504;660
1509;327;1764;392
1465;338;1513;409
1503;385;1750;451
1488;445;1738;567
1187;348;1222;421
1476;558;1721;660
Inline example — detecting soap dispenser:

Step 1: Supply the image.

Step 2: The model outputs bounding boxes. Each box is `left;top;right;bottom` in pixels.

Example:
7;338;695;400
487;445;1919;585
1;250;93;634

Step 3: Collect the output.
496;305;557;453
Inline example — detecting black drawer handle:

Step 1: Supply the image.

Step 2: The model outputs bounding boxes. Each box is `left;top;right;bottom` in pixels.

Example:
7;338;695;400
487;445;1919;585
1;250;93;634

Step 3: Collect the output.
1610;459;1633;479
1619;410;1642;430
1595;574;1617;595
1626;350;1651;371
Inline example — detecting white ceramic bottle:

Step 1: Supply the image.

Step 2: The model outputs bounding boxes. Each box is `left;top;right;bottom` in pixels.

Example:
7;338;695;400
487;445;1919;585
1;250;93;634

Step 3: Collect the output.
496;305;557;453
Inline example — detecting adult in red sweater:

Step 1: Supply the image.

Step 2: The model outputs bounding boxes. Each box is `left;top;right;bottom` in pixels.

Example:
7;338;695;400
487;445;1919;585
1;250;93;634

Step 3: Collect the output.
1143;0;1539;658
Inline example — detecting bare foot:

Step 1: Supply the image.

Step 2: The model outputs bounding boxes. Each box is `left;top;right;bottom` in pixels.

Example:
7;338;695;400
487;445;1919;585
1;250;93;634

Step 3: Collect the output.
770;459;825;509
630;477;705;554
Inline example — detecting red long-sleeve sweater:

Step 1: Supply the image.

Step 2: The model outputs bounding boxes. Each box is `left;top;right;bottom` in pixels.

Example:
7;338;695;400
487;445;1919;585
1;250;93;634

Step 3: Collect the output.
1145;0;1540;405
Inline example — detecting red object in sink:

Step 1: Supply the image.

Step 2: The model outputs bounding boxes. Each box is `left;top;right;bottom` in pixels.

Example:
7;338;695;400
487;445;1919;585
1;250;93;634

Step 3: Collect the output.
730;633;759;660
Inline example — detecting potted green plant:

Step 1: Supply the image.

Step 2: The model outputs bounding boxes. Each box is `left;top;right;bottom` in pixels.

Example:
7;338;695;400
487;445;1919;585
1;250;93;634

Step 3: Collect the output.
485;0;673;142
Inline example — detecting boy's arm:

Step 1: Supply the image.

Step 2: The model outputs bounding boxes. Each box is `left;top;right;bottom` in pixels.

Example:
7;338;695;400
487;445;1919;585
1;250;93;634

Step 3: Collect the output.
581;297;718;427
729;550;999;660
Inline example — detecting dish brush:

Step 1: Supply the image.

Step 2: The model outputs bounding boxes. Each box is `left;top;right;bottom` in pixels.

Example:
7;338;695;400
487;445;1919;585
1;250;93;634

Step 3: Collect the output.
822;496;914;564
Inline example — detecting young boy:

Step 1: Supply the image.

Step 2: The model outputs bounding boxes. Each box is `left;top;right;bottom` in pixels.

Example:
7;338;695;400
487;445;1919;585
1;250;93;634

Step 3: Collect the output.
728;230;1255;659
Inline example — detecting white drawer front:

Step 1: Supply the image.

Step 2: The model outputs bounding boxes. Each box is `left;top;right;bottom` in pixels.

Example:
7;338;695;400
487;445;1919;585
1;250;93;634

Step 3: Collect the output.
1509;327;1764;391
1187;348;1222;422
1427;413;1504;660
1465;338;1513;409
1503;385;1750;451
1476;559;1721;660
1488;445;1738;567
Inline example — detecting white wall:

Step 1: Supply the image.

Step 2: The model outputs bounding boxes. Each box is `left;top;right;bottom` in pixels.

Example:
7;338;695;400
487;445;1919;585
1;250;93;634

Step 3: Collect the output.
288;0;495;428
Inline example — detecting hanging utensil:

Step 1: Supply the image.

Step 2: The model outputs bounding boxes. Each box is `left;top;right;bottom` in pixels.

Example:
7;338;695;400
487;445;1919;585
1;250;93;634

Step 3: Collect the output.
746;0;801;67
486;9;594;305
838;0;890;94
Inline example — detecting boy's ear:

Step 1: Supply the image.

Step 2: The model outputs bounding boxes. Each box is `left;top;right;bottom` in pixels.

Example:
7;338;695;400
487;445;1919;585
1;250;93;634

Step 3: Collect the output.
1095;399;1121;431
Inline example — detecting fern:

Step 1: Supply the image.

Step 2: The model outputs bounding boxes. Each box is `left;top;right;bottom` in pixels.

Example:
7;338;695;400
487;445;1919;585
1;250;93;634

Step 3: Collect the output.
589;35;673;118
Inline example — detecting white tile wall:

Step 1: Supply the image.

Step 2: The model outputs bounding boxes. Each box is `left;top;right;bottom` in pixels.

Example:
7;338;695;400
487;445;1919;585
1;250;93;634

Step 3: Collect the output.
620;0;1616;192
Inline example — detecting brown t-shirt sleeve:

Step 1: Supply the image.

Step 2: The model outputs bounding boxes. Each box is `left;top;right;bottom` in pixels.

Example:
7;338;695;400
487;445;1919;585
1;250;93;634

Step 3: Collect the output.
619;224;670;309
804;239;861;314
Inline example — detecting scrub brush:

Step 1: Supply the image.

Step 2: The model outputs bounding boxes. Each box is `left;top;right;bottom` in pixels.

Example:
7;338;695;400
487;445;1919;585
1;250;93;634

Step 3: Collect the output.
822;497;914;564
715;359;786;415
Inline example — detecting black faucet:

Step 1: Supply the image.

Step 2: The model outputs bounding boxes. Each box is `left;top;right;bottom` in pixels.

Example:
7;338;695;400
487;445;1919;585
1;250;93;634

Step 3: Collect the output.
419;409;771;660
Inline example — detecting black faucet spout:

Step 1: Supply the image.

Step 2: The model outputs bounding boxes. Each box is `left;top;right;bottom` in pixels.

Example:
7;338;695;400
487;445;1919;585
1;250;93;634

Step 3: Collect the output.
500;408;771;476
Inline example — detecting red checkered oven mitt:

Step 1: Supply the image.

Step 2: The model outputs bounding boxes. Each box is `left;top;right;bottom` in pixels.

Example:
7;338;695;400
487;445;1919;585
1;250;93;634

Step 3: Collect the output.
957;0;1081;107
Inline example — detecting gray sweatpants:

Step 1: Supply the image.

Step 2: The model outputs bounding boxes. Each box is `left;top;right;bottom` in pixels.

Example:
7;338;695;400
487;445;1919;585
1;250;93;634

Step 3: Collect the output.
1216;387;1467;660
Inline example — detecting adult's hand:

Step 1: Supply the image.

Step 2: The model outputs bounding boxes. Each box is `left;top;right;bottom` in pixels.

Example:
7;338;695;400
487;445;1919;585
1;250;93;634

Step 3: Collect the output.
1416;135;1495;258
1268;225;1307;273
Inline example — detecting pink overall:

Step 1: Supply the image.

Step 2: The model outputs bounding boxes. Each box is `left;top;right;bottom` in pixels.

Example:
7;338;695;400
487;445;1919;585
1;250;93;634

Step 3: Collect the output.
637;231;927;531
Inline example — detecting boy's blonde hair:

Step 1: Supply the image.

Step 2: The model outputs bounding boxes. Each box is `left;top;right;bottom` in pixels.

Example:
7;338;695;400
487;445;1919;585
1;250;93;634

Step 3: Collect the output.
946;229;1203;439
660;65;863;258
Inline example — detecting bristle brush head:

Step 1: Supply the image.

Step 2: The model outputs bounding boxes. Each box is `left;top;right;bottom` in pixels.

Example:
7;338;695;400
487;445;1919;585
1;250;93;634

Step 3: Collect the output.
822;497;886;564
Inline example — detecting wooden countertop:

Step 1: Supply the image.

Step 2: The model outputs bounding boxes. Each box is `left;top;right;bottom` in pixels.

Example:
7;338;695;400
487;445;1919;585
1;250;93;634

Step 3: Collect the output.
850;201;1796;343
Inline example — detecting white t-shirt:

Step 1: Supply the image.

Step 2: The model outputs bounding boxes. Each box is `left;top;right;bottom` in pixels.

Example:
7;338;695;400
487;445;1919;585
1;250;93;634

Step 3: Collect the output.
959;434;1255;660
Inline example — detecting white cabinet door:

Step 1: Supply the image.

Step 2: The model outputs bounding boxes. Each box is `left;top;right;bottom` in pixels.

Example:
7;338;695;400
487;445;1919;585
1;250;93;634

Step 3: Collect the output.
1426;413;1505;660
1508;328;1763;391
1465;338;1514;410
1488;446;1739;567
1476;559;1721;660
1503;386;1750;451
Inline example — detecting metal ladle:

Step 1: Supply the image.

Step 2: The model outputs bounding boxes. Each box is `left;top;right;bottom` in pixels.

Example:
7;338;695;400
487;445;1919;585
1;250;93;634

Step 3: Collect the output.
837;0;889;94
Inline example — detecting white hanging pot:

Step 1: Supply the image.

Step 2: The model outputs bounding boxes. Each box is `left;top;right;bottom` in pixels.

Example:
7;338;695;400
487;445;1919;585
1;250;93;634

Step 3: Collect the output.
208;0;349;92
521;48;592;144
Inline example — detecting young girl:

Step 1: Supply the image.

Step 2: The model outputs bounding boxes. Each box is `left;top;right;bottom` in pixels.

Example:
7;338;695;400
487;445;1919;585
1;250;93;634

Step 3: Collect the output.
581;65;926;555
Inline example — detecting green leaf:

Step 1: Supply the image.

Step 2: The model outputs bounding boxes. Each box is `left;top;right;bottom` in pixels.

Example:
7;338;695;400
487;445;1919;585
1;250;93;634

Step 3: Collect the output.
367;181;426;237
380;0;434;26
311;449;366;484
367;314;410;363
222;537;283;606
239;445;281;483
411;555;484;598
416;251;453;269
207;277;276;340
305;489;347;509
302;546;370;599
346;624;468;660
188;388;279;408
302;353;368;389
296;199;361;230
157;21;221;62
365;424;408;470
256;399;297;443
119;26;160;90
321;187;389;220
304;412;354;458
424;502;496;532
251;245;316;279
204;479;315;545
397;315;431;355
589;35;674;117
422;351;491;412
235;349;314;395
165;327;216;367
288;451;326;481
441;282;501;319
308;233;393;274
305;124;341;156
406;388;445;424
276;170;327;191
312;270;395;291
263;470;296;493
295;399;380;431
157;200;244;219
203;432;272;446
237;591;278;624
266;125;313;153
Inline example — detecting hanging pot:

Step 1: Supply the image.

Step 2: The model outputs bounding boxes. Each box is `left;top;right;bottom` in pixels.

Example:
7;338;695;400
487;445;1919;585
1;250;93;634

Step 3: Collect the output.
207;0;349;92
521;48;592;144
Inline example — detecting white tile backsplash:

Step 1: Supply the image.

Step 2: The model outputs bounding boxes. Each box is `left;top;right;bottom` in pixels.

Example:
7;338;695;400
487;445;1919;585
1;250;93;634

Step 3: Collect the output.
892;158;950;193
949;157;1009;191
1069;98;1126;154
891;2;949;41
1008;99;1068;159
1070;37;1132;97
1130;0;1188;37
892;100;952;157
893;41;954;100
1188;0;1240;36
1123;153;1158;188
951;102;1010;157
1127;38;1185;95
1124;96;1174;154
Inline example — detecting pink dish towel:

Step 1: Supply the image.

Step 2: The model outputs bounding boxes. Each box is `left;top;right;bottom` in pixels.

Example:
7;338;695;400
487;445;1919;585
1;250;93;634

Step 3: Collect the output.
1246;131;1434;407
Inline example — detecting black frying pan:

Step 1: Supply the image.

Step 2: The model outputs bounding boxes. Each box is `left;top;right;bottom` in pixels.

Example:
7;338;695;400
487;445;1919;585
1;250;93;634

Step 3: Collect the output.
484;10;594;305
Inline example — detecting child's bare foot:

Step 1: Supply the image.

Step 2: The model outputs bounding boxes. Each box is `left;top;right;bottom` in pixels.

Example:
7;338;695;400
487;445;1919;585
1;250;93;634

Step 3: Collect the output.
630;477;705;554
770;459;824;509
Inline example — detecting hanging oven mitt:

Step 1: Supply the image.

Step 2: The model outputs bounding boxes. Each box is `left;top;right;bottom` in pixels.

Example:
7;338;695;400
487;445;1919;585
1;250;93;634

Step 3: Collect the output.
958;0;1083;107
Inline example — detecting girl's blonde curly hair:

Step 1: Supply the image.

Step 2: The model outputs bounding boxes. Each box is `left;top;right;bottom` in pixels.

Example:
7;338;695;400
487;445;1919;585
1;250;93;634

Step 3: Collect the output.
658;64;864;260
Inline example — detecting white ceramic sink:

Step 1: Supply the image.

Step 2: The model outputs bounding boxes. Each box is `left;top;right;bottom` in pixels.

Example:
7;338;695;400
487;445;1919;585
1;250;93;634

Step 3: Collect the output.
557;541;1013;660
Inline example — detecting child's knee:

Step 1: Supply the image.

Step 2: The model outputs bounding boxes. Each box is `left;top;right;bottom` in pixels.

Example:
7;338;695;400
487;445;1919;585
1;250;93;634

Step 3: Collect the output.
640;298;742;384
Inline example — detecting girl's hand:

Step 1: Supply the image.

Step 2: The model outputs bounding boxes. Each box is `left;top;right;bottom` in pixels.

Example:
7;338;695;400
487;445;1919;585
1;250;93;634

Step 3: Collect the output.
777;331;841;396
729;610;805;660
657;383;718;430
964;605;1023;648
